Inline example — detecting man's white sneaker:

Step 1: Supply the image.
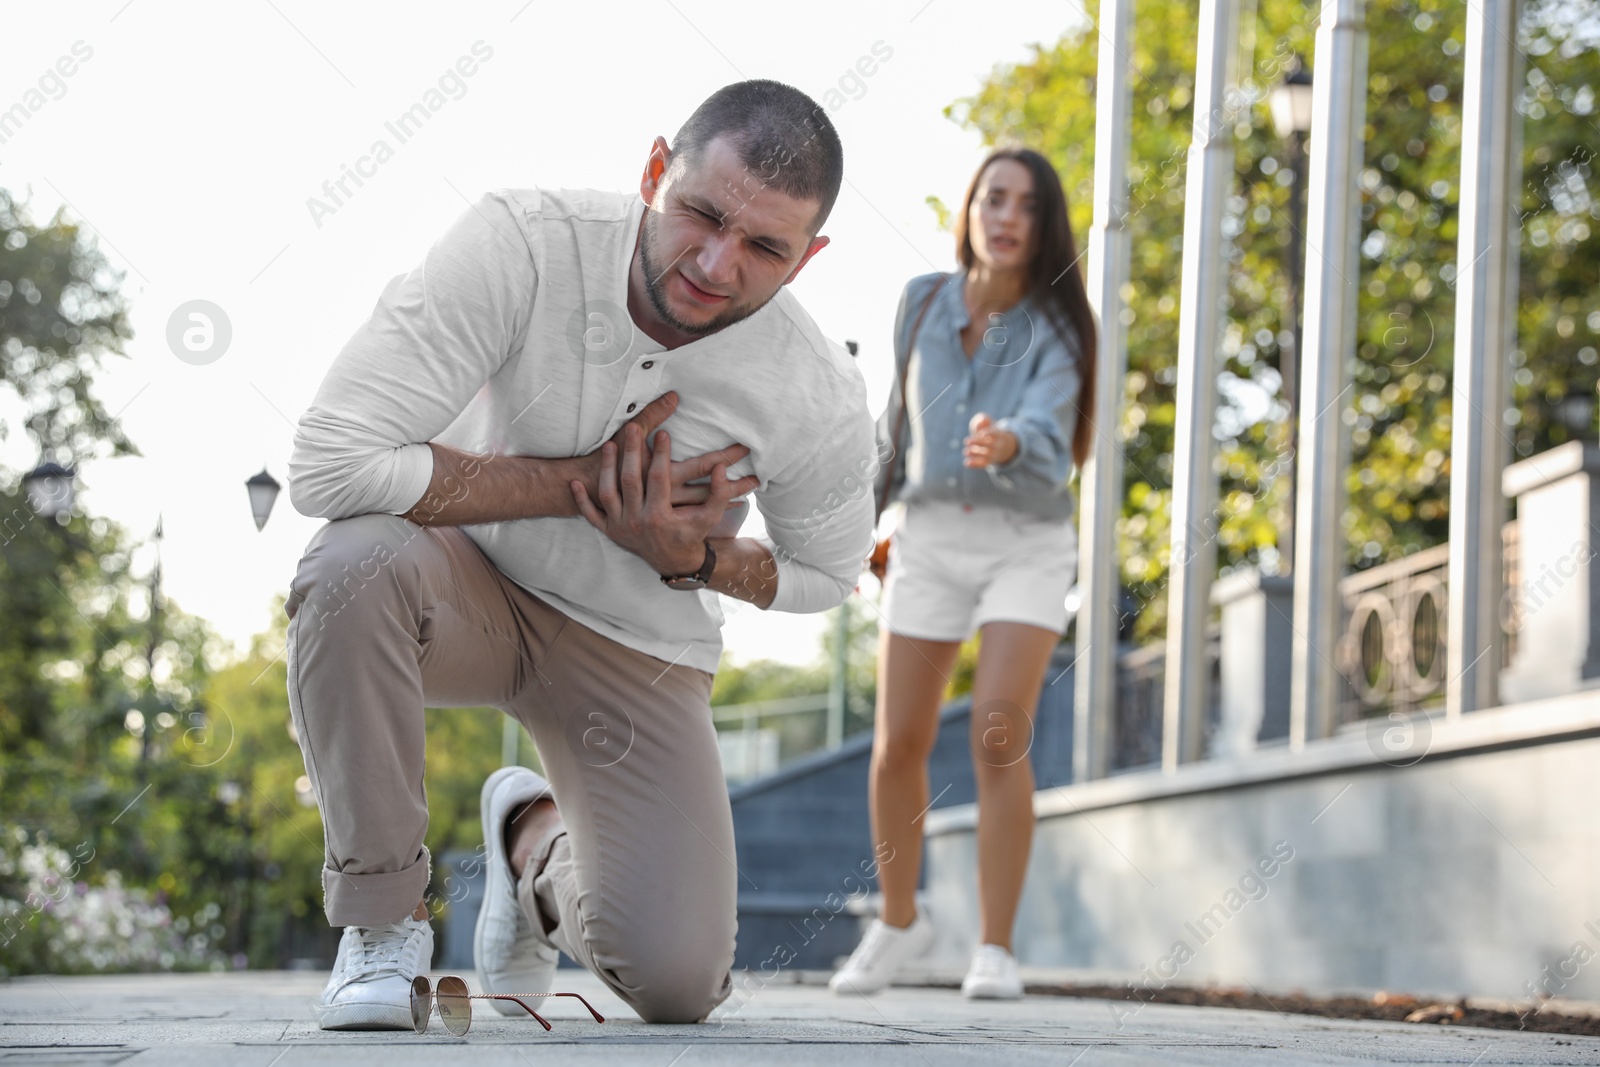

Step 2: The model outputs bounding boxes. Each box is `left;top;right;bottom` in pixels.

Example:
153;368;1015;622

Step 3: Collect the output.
961;943;1023;1000
315;915;433;1030
475;766;560;1015
828;913;934;995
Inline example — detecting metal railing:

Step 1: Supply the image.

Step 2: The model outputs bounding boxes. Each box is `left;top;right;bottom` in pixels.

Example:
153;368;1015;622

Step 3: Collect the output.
712;694;833;782
1111;630;1221;772
1335;522;1520;724
1106;523;1522;765
1335;544;1451;723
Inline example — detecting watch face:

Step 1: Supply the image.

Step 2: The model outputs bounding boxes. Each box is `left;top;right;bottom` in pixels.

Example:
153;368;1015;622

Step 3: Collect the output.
664;576;708;591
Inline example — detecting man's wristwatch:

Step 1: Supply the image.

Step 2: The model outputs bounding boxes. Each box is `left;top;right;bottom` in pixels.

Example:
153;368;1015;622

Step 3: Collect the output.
660;539;716;591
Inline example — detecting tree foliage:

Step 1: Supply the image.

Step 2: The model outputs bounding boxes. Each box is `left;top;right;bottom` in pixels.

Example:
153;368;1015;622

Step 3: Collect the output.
952;0;1600;639
0;188;135;462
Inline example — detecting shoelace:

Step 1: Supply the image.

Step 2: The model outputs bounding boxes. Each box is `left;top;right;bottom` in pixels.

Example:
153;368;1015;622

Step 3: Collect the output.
347;922;419;979
969;946;1011;978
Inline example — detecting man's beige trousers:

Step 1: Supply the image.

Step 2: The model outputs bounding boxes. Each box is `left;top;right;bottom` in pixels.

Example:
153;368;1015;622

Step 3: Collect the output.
284;514;736;1023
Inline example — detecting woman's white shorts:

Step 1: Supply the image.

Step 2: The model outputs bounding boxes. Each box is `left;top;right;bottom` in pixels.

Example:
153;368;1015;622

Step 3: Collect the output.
880;499;1078;643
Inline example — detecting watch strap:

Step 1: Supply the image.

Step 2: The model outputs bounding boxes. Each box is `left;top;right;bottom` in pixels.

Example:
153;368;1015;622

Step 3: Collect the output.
660;539;716;587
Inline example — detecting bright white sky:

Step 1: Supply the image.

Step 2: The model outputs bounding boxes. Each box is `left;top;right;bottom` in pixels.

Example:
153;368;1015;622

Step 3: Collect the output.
1;0;1088;666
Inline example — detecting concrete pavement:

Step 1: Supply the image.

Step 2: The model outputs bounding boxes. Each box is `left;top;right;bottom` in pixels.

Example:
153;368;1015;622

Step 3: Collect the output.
4;969;1600;1065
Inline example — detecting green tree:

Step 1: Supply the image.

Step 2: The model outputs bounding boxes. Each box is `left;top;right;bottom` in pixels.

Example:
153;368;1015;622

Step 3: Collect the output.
1;188;241;972
0;186;139;762
952;0;1600;639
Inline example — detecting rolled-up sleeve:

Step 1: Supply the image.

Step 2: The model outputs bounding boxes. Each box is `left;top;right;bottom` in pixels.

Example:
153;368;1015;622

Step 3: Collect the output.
986;329;1083;495
289;192;538;519
754;397;880;613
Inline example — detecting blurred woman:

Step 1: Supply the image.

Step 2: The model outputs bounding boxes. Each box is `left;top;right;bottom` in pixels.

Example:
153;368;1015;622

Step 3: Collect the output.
832;148;1097;1000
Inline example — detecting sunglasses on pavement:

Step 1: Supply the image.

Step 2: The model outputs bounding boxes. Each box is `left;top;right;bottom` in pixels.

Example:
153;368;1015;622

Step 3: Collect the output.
409;974;606;1036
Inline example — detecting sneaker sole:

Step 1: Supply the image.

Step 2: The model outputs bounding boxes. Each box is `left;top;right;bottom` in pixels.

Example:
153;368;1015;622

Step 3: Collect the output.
828;975;890;995
475;765;556;1016
315;1001;414;1030
962;986;1024;1000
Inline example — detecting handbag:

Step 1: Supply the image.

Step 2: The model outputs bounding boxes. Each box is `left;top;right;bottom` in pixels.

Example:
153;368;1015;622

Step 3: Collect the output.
869;277;945;581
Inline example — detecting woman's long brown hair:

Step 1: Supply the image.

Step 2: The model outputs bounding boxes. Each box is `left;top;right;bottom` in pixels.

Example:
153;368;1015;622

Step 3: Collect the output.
953;147;1098;469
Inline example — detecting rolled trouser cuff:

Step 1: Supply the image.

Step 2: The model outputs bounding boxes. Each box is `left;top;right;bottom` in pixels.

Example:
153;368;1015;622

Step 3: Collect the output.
323;846;431;927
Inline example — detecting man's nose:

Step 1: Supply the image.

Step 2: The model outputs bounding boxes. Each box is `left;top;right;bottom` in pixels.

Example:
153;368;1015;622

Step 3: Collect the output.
698;233;740;287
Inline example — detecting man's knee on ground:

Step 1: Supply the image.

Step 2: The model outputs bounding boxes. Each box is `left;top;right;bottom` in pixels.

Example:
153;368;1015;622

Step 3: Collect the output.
598;922;734;1024
625;958;732;1024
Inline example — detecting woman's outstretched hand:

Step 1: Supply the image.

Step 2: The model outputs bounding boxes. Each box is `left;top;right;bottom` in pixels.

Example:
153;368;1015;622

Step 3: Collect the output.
963;412;1018;468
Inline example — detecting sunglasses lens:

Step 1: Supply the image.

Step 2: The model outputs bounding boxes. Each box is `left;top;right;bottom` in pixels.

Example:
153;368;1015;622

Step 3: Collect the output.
436;975;472;1036
410;975;431;1034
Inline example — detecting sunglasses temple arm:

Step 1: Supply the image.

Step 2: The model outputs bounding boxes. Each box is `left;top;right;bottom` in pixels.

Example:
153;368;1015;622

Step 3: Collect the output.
493;996;553;1030
552;992;606;1023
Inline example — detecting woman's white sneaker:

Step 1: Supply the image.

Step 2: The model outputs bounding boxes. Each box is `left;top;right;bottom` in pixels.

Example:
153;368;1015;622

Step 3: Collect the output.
828;914;935;995
315;915;433;1029
961;943;1023;1000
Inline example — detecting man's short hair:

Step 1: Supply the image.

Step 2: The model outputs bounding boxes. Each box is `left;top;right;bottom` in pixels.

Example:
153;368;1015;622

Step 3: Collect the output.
671;80;844;233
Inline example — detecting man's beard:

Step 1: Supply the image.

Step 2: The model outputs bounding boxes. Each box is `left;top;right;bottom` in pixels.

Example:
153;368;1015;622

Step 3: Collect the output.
639;213;767;338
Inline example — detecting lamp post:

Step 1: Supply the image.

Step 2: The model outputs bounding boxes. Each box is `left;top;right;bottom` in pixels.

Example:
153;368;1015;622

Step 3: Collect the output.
139;516;164;767
22;461;75;522
1268;59;1314;571
245;468;281;531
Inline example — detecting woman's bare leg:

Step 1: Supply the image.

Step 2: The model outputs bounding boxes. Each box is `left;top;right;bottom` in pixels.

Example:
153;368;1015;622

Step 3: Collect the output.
968;621;1059;950
870;629;963;928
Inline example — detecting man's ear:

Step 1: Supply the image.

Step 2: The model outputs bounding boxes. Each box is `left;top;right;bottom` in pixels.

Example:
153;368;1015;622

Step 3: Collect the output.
784;234;831;285
639;136;672;207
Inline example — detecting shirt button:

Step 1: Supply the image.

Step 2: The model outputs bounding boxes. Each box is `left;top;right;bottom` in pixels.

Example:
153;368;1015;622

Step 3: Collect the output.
949;438;961;448
946;477;958;487
626;402;637;413
956;403;966;413
642;360;655;369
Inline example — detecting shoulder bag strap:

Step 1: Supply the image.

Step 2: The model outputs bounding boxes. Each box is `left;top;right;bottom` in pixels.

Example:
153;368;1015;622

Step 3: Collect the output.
876;276;946;516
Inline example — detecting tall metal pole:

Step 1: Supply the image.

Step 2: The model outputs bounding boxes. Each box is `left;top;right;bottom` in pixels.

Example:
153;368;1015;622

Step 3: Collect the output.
140;516;164;767
1161;0;1240;771
1279;126;1307;571
1289;0;1369;748
1446;0;1521;718
827;600;848;749
1074;0;1134;784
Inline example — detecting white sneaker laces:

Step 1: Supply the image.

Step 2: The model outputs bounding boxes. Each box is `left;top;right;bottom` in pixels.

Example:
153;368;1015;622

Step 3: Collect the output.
347;922;420;979
969;944;1011;978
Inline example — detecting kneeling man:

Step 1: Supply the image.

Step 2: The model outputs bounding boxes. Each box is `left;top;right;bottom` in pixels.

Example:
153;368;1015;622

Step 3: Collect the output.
284;79;876;1027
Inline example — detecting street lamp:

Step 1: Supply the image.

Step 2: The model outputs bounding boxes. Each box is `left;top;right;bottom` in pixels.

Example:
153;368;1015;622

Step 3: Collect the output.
23;461;75;521
245;468;281;531
1268;59;1313;571
1269;63;1315;141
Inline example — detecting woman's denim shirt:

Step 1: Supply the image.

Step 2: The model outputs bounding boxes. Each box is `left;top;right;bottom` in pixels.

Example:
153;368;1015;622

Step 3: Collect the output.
874;271;1083;521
